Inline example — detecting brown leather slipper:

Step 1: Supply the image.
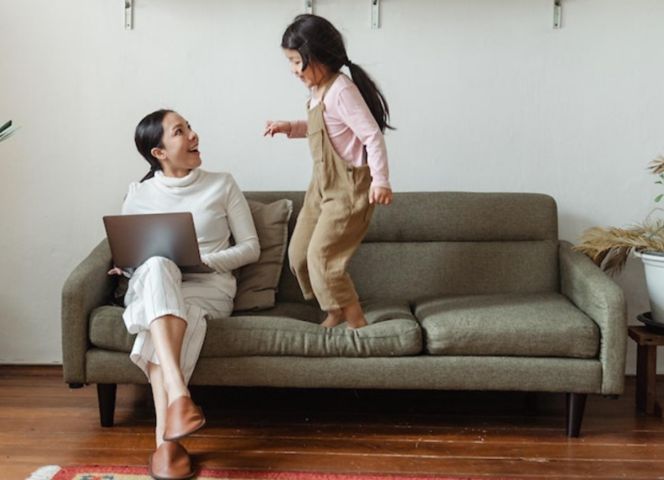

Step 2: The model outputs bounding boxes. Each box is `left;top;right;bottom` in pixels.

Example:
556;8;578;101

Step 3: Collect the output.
148;440;194;480
163;395;206;441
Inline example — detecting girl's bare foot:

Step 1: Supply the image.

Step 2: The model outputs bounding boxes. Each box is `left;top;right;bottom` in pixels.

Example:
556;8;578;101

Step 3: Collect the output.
343;301;368;329
321;309;344;328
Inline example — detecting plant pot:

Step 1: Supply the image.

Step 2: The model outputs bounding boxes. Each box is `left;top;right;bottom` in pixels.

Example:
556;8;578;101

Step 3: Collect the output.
637;251;664;324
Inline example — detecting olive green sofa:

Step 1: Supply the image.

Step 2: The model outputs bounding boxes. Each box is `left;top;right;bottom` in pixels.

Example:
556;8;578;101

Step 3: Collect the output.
61;192;627;437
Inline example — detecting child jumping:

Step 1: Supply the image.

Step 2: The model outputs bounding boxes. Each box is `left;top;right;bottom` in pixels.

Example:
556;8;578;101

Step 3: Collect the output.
264;14;393;329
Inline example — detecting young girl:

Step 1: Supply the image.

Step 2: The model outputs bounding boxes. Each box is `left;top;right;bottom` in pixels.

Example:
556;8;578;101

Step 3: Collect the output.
265;14;393;329
113;109;259;479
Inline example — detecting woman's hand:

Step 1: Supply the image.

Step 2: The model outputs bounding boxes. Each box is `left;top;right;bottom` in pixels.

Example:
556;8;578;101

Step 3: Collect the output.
108;266;129;277
369;186;393;205
264;120;292;137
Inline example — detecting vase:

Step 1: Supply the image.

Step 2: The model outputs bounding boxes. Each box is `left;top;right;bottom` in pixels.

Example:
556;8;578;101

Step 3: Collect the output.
637;251;664;324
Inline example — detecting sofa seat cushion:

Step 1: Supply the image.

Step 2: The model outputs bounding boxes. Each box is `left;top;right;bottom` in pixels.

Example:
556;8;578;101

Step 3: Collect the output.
414;293;599;358
89;301;422;357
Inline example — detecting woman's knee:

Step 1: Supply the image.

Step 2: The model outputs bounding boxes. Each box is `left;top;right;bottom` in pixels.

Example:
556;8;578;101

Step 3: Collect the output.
139;256;181;278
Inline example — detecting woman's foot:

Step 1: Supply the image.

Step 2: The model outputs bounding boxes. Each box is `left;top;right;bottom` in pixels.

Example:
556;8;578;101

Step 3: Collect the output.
163;396;206;441
320;309;345;328
148;440;194;480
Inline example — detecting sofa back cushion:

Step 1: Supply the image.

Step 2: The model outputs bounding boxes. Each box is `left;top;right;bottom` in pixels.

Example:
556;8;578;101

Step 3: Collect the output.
244;192;559;303
233;199;292;311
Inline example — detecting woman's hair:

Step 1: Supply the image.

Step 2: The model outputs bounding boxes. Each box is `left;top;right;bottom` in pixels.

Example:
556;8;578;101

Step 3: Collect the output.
281;14;393;132
134;109;174;182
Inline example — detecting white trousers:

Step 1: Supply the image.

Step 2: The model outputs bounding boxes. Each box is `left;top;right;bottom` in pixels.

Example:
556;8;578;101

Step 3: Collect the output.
122;256;234;383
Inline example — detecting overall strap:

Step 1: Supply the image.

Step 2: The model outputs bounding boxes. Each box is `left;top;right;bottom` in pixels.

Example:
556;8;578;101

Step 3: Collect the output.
318;73;340;104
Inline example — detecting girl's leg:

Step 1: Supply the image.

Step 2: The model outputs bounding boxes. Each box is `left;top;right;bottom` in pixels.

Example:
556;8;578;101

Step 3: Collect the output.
320;308;344;328
342;301;368;329
147;362;168;447
321;303;367;329
307;200;373;327
289;214;319;301
289;181;323;302
149;314;188;404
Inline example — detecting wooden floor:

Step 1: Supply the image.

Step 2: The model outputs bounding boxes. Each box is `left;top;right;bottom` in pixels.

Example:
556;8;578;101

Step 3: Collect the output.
3;366;664;480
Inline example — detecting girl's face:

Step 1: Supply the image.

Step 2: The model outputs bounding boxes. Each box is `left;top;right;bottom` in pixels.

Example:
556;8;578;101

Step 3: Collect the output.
283;48;329;89
151;112;201;177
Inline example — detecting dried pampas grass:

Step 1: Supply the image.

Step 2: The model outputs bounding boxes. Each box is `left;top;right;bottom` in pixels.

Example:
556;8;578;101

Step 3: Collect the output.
649;156;664;176
574;221;664;274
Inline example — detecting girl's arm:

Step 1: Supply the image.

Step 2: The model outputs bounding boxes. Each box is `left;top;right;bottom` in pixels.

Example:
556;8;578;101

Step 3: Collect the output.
201;176;260;272
287;121;307;138
264;120;307;138
336;86;390;190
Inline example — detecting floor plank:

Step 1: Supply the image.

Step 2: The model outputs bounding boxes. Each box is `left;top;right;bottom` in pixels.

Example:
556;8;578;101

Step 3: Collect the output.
3;366;664;479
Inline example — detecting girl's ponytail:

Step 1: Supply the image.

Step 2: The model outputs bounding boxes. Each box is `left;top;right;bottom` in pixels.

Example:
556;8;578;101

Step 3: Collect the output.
346;61;394;133
282;14;394;132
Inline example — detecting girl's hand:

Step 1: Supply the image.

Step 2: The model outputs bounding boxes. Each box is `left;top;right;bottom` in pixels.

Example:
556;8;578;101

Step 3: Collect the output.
369;186;393;205
264;120;292;137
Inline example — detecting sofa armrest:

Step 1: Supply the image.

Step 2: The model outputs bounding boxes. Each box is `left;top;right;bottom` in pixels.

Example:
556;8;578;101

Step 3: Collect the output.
61;239;114;384
559;240;627;395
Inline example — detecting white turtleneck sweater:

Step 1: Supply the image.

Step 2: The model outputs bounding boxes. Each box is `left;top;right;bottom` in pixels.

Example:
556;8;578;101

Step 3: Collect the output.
122;168;260;274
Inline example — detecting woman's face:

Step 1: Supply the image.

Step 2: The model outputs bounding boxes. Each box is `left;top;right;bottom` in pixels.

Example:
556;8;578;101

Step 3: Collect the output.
283;48;328;89
151;112;201;177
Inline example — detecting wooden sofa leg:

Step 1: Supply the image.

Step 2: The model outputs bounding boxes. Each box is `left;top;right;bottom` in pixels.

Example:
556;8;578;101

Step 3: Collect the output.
97;383;117;427
566;393;587;437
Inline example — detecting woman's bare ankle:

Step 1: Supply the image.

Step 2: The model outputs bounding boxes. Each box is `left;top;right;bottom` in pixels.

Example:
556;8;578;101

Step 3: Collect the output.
155;428;165;447
163;376;189;405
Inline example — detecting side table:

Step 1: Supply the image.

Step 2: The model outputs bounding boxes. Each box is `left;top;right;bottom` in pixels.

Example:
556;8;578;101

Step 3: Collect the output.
628;325;664;416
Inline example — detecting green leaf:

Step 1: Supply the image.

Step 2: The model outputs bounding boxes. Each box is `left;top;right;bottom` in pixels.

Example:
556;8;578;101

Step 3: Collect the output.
655;194;664;203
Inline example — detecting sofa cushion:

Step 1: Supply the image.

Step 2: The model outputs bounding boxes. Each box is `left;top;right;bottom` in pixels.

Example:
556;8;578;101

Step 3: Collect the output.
233;199;292;311
414;293;599;358
89;300;422;357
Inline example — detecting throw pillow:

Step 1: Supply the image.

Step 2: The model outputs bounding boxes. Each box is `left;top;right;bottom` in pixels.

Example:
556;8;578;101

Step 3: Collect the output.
233;198;293;311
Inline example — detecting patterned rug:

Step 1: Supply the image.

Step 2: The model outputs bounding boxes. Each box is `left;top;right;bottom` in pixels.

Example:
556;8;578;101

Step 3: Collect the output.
27;466;513;480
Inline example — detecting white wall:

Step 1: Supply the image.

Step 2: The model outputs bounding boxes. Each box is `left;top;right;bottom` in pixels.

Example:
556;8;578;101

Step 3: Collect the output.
1;0;663;373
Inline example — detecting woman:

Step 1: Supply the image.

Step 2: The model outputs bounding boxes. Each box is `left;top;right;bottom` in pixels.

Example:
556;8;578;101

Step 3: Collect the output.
113;109;259;479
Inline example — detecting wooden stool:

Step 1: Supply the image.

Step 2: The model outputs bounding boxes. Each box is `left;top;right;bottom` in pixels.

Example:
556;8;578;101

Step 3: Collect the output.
628;324;664;416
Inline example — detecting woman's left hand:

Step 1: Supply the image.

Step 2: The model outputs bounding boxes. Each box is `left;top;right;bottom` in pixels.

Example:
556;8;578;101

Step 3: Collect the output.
107;266;130;277
369;186;393;205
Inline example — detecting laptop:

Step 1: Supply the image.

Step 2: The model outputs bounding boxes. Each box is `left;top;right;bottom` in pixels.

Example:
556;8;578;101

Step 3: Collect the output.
103;212;213;274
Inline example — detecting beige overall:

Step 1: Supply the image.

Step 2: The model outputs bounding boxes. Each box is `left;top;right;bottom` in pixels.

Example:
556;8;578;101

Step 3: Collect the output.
288;74;375;311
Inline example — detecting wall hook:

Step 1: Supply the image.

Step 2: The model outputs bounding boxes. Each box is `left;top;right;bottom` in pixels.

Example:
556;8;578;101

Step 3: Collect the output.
305;0;313;14
125;0;134;30
553;0;562;29
371;0;380;30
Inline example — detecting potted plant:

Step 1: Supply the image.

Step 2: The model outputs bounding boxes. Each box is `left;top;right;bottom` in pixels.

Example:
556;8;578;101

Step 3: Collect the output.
575;156;664;325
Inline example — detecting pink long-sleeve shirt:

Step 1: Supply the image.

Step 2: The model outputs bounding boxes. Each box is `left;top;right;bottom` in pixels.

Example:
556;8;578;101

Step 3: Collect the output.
289;74;390;189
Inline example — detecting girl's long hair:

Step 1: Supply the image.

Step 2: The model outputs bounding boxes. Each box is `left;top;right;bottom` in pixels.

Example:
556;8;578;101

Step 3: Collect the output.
281;14;393;132
134;109;173;182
